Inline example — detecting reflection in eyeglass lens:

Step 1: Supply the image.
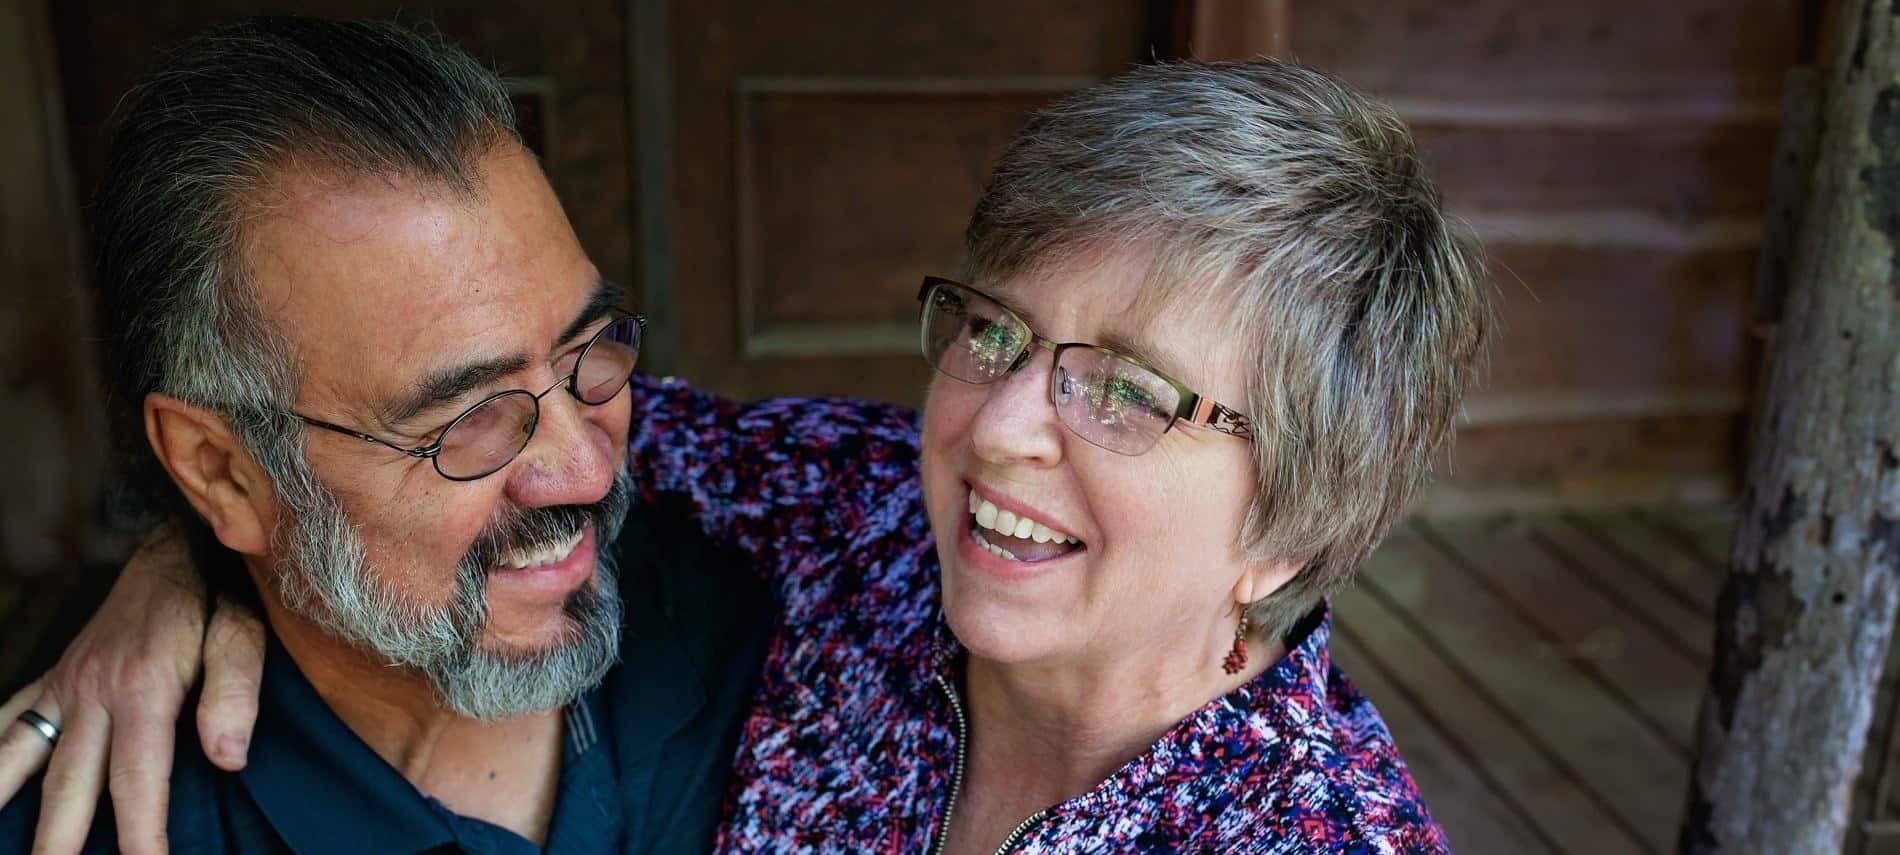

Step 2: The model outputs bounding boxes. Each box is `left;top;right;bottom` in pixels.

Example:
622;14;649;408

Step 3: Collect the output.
1060;350;1175;438
967;316;1024;378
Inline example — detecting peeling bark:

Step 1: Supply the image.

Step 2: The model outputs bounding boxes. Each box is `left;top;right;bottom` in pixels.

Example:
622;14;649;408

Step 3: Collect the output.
1680;0;1900;852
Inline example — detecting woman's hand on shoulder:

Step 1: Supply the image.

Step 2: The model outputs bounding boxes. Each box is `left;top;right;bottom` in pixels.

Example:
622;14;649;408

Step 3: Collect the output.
0;523;265;855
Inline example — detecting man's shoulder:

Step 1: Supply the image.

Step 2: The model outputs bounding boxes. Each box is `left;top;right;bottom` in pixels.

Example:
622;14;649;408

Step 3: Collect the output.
602;502;774;852
614;500;774;637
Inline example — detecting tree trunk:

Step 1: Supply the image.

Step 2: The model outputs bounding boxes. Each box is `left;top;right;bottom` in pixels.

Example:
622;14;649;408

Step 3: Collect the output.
1680;0;1900;852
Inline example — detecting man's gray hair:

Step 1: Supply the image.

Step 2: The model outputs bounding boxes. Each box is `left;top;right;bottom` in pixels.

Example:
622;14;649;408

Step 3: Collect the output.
93;16;518;570
90;19;628;717
965;59;1491;642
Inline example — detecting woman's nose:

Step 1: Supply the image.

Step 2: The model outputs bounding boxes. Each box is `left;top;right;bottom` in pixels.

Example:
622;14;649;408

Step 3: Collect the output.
969;347;1065;469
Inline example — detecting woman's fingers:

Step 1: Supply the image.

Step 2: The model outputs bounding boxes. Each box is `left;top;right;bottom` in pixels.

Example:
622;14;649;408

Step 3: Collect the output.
29;700;107;855
104;669;181;855
13;522;211;851
196;597;265;771
0;681;54;806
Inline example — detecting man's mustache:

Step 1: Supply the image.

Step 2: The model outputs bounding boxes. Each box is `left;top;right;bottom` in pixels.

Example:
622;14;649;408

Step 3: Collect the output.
461;473;632;570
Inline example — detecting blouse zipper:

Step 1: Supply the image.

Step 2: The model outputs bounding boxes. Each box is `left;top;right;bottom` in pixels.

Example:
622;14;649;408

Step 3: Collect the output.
990;809;1051;854
930;673;969;855
930;673;1055;855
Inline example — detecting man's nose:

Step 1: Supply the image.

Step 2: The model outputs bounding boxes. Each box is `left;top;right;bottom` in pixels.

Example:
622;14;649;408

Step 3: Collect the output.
504;384;617;508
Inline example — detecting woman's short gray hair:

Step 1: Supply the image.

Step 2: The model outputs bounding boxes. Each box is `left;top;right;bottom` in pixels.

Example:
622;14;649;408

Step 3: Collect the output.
964;58;1491;642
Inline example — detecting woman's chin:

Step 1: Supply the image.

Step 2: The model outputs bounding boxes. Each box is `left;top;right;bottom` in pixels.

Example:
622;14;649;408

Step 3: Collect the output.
941;587;1072;666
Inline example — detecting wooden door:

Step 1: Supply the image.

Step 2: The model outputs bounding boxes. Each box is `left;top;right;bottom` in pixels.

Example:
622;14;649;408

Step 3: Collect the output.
645;0;1169;404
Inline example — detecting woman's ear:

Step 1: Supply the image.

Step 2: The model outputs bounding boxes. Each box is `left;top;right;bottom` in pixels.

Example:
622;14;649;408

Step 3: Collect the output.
1231;556;1301;607
144;393;275;556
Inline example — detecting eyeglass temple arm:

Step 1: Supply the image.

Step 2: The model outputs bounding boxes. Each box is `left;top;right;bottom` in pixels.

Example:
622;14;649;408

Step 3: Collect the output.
296;414;440;459
1181;397;1254;439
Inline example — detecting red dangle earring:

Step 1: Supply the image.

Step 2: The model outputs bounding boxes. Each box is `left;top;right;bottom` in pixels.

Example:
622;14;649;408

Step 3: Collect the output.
1222;610;1251;675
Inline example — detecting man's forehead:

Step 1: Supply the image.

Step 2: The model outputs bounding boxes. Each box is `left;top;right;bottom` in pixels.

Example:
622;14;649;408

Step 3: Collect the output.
239;147;598;413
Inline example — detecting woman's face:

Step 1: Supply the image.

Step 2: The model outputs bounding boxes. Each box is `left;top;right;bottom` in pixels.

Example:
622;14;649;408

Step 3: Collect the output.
920;249;1276;668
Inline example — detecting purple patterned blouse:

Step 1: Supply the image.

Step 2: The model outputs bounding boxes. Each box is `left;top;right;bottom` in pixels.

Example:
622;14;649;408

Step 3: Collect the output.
624;373;1449;854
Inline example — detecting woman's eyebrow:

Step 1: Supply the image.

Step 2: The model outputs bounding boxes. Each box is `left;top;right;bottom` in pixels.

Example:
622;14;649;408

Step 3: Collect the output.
1096;329;1191;380
986;288;1042;327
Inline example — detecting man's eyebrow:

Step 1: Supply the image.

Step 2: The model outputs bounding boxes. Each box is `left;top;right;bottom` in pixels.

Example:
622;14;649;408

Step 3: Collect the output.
553;277;626;347
380;353;533;428
380;277;625;428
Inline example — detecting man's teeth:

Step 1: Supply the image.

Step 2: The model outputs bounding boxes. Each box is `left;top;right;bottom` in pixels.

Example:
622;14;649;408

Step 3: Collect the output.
497;529;585;570
967;492;1076;545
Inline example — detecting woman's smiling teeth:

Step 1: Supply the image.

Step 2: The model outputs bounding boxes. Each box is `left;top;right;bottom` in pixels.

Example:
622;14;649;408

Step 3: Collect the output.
497;529;585;570
968;492;1082;562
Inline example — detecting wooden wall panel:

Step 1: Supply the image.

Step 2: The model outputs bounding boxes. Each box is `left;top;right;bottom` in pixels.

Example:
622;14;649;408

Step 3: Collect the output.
52;0;635;305
1476;244;1752;397
1287;0;1810;101
1413;121;1777;219
664;0;1161;397
736;83;1073;358
1177;0;1820;505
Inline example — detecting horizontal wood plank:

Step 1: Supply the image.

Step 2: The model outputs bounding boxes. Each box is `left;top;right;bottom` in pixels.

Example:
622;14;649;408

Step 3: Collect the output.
1330;626;1559;853
1414;517;1704;753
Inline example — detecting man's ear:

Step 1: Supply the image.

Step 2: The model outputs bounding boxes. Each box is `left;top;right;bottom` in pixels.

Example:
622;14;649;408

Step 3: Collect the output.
1231;555;1302;608
144;393;274;556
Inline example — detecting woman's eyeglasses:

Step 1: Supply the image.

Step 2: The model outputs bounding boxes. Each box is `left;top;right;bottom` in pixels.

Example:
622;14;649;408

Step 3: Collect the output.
917;277;1252;456
294;313;646;481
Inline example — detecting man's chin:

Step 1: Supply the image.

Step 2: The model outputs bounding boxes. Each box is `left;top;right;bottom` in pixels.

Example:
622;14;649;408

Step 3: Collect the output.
477;616;590;660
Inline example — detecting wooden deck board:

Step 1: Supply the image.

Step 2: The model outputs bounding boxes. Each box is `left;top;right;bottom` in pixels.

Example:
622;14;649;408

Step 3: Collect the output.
1633;507;1737;576
1414;517;1704;754
1330;627;1557;854
1524;516;1714;666
1565;511;1721;619
1353;529;1680;852
1334;579;1638;853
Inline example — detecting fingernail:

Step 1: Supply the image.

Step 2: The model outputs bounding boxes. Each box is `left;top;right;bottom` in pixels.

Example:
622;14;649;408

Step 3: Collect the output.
219;734;248;764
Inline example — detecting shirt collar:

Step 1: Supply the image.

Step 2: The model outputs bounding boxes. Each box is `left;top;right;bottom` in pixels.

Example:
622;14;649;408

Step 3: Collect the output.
237;635;628;855
238;635;458;855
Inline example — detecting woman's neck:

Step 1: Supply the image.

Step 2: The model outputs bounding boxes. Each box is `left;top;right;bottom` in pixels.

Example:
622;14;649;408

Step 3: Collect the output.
942;627;1286;853
964;629;1282;795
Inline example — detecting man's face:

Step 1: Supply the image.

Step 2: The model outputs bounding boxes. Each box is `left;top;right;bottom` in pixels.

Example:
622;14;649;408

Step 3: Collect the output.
243;143;631;710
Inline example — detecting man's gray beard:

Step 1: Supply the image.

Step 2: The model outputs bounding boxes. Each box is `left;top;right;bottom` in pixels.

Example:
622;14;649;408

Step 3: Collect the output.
270;466;631;720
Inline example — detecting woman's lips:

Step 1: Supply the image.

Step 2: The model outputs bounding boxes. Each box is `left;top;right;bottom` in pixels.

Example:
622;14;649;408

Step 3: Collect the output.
955;509;1085;583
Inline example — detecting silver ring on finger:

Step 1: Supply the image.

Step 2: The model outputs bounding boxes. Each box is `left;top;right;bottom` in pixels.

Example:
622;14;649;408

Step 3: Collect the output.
15;710;59;745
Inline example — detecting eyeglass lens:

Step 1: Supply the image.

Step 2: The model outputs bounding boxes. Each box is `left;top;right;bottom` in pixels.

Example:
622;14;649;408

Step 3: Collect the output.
434;316;643;479
920;283;1181;455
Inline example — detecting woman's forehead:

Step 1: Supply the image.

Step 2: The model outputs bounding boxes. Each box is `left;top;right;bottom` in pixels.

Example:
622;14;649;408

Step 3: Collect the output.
991;250;1250;391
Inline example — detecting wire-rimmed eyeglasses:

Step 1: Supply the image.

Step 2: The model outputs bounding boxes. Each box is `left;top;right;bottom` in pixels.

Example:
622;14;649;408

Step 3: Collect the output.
294;313;646;481
917;277;1252;456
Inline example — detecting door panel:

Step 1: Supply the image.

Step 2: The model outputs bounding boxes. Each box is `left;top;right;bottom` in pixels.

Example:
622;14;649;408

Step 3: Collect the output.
660;0;1167;404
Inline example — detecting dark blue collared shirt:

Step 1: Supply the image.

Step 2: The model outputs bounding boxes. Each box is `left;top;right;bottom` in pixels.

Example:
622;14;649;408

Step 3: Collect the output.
1;506;772;854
